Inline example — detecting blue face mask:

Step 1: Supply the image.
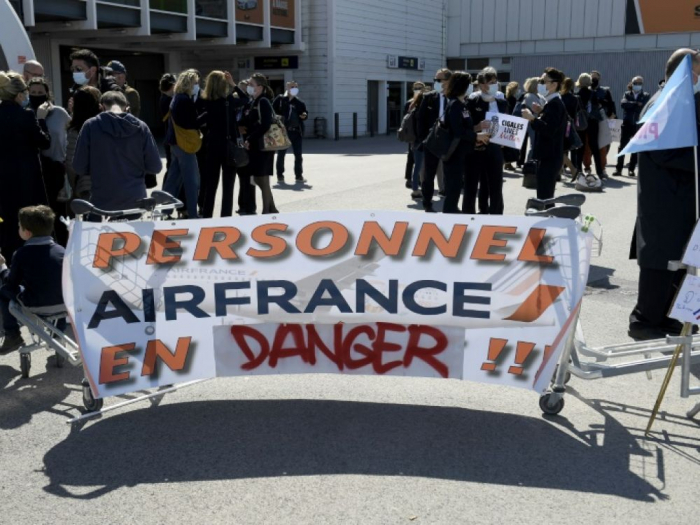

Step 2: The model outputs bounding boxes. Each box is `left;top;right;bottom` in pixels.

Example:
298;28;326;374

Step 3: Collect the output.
20;95;30;108
632;84;642;92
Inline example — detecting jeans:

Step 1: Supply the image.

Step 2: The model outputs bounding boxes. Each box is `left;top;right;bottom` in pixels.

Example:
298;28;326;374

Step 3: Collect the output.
276;129;304;178
411;147;424;191
164;144;200;218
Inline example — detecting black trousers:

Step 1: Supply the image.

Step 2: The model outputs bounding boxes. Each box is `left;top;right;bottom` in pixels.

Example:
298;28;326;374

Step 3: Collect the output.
40;157;68;246
421;149;440;208
237;171;256;214
574;122;603;175
630;267;685;331
616;122;639;172
201;143;236;218
518;131;529;165
536;156;562;200
276;129;304;178
465;144;504;215
442;149;467;214
405;145;414;181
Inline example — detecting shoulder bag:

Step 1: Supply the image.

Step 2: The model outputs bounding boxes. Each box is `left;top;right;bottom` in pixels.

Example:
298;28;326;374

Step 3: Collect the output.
423;104;459;161
225;99;249;168
258;98;292;151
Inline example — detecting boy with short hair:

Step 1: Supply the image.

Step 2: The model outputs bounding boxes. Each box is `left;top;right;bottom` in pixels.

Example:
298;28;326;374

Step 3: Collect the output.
0;206;65;353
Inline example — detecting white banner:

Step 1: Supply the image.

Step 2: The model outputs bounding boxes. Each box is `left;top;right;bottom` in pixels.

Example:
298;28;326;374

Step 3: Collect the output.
608;119;623;143
486;112;529;150
63;212;593;399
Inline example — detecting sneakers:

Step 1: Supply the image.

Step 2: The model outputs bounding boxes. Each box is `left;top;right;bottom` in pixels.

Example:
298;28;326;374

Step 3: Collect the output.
612;170;622;177
405;180;412;189
599;171;609;180
0;332;25;354
629;170;636;177
424;204;436;213
277;176;285;184
410;190;422;199
295;177;307;184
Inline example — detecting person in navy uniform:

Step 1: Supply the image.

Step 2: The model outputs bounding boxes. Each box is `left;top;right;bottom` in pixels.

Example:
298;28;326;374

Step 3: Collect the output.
465;68;509;214
521;68;568;200
440;72;490;214
273;81;308;184
417;68;452;212
614;76;651;177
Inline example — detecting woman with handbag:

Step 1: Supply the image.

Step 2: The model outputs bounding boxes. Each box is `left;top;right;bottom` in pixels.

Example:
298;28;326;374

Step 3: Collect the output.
573;73;604;178
240;73;279;215
199;70;249;218
163;69;204;219
521;68;568;200
441;72;489;214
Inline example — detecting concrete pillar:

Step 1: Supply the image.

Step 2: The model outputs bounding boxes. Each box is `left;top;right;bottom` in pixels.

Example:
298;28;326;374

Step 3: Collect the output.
378;80;388;135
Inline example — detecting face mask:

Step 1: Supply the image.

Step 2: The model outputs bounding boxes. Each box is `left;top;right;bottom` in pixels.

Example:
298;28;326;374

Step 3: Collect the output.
488;84;499;97
192;84;200;98
537;84;548;96
514;89;521;97
413;89;422;95
20;95;30;108
591;78;599;88
434;81;443;94
246;85;256;96
73;72;89;85
632;85;642;93
29;95;47;110
465;84;474;97
289;87;299;97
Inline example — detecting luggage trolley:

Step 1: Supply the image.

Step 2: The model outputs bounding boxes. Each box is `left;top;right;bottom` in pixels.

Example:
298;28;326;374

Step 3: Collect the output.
54;191;184;412
525;195;700;416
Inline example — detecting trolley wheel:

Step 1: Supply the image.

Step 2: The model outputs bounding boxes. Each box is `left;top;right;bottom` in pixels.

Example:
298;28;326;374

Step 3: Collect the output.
552;365;572;385
55;352;65;368
539;393;565;415
82;379;104;412
20;353;31;379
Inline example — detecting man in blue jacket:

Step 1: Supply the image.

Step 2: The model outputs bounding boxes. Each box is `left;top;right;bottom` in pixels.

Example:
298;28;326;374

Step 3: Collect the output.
73;91;162;211
614;76;650;177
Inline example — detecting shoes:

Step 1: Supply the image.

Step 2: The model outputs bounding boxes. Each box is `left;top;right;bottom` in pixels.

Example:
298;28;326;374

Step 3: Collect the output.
599;171;609;180
295;177;307;184
277;176;285;184
629;170;636;177
612;170;622;176
410;190;422;199
438;190;446;197
424;204;436;213
584;167;592;174
0;332;25;354
504;163;515;171
405;180;412;189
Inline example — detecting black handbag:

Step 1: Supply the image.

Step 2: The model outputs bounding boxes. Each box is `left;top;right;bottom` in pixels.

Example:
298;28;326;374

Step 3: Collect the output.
522;160;538;189
423;115;459;161
225;100;249;168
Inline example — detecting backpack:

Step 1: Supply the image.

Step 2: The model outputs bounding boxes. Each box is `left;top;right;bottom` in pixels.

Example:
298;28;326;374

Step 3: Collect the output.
398;109;417;143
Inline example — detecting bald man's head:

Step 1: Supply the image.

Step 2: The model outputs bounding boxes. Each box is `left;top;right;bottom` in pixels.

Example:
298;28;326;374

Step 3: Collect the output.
665;48;700;80
23;60;44;82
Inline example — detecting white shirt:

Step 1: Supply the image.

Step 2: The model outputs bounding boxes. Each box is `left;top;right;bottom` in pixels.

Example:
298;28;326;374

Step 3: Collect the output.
439;94;445;120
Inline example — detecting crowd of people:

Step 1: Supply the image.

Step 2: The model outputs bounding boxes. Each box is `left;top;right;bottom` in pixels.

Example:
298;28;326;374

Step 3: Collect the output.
400;65;659;213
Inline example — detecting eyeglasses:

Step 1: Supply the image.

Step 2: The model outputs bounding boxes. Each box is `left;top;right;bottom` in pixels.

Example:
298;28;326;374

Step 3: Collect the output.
433;78;443;82
539;79;554;85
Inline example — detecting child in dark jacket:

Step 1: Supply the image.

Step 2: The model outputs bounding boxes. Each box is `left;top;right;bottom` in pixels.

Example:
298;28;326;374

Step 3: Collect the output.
0;205;65;353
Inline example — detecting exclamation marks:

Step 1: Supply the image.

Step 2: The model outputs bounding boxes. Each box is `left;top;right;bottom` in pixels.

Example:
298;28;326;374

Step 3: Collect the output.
481;338;541;376
481;338;507;371
508;342;536;376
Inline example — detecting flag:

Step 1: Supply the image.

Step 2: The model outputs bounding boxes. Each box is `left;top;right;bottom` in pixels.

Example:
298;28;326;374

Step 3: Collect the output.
618;54;698;157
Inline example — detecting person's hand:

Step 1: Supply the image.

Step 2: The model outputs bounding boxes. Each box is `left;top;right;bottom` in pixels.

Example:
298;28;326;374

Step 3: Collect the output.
224;71;236;87
476;120;490;131
300;112;308;120
476;132;490;145
67;97;74;115
611;113;617;119
532;103;543;114
0;252;5;266
36;101;51;120
244;140;250;150
521;108;535;121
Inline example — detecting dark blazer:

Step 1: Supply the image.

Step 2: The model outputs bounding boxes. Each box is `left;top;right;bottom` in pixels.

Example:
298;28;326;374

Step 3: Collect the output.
466;95;510;126
620;90;651;124
632;91;700;269
530;95;567;162
417;91;445;143
240;95;275;176
444;98;476;161
272;95;308;134
594;86;617;117
561;92;579;120
201;91;249;146
577;87;600;116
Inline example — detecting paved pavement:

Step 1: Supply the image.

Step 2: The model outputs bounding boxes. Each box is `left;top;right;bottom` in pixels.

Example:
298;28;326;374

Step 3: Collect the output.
1;136;699;524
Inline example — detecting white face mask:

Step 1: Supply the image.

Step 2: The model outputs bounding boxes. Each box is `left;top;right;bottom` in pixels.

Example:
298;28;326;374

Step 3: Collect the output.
632;84;642;93
192;84;200;98
488;84;499;97
537;83;548;96
465;84;474;97
73;72;89;86
289;87;299;97
434;81;443;94
246;85;256;96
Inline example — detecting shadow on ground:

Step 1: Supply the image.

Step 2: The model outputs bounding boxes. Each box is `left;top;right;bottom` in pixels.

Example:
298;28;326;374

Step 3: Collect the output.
43;398;671;502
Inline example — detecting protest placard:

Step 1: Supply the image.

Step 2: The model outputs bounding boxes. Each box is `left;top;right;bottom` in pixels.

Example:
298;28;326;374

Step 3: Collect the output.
608;119;623;143
485;112;529;149
63;212;593;399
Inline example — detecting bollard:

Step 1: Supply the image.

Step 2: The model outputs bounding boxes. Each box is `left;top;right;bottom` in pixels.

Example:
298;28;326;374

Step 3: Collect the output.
353;113;358;140
335;113;339;141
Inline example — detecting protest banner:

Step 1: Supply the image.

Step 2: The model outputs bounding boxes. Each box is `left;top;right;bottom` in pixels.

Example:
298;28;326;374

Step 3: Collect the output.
608;119;623;143
485;112;529;149
63;212;593;400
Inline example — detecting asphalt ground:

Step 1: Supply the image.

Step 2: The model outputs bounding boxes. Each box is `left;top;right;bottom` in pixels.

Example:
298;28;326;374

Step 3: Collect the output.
1;136;699;524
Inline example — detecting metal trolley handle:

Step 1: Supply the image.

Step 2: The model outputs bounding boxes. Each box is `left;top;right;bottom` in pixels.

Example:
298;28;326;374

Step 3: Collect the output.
70;191;184;221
